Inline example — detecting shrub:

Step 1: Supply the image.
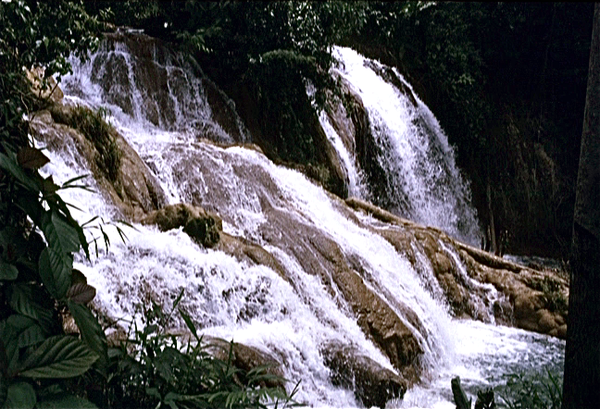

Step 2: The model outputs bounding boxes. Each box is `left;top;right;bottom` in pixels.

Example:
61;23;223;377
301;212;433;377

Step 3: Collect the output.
496;370;563;409
96;291;295;409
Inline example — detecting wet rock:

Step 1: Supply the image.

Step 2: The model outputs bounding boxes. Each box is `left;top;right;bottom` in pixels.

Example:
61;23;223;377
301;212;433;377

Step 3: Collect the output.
217;233;288;281
322;341;407;408
30;107;167;220
346;197;570;339
140;203;221;247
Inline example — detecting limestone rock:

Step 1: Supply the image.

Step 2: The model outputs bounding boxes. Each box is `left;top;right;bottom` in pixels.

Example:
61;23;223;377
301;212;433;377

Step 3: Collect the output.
140;203;222;247
30;105;167;220
346;197;570;339
322;341;407;408
27;67;64;102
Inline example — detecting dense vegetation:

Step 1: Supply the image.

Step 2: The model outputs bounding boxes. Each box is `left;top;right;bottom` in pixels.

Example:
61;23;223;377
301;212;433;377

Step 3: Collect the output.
346;2;593;257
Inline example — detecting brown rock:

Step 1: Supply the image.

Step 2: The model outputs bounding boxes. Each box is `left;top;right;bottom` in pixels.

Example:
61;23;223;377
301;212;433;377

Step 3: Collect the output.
204;337;285;389
27;67;64;102
31;106;167;220
322;341;407;408
141;203;222;247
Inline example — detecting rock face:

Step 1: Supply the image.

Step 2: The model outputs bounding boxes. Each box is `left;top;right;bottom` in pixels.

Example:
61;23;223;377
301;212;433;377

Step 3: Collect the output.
31;60;568;407
140;203;222;248
30;106;167;220
346;198;569;339
322;341;407;408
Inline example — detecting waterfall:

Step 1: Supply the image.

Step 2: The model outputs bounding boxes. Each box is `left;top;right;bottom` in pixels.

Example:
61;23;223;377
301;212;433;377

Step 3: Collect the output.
329;47;481;246
34;36;565;408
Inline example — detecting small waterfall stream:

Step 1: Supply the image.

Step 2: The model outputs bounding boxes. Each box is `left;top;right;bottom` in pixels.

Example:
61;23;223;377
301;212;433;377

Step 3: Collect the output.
34;36;565;408
329;47;481;246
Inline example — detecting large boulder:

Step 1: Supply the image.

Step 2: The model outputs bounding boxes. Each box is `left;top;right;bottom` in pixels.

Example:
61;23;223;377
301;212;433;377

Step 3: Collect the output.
322;341;407;408
140;203;222;248
204;337;285;389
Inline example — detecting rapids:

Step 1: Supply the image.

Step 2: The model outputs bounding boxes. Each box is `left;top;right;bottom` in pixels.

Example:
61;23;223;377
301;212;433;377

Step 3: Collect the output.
33;34;565;408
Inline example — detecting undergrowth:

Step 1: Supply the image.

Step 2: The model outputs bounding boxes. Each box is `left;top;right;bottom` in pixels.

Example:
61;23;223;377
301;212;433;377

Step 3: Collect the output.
84;291;296;409
496;370;563;409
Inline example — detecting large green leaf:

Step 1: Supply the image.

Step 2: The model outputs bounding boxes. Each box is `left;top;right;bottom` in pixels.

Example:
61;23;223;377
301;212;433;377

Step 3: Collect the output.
0;261;18;281
0;323;18;375
6;315;46;349
17;147;50;170
19;336;98;379
7;284;54;331
36;395;98;409
67;301;107;373
47;198;90;259
4;382;36;409
0;152;40;192
41;210;81;255
38;247;72;299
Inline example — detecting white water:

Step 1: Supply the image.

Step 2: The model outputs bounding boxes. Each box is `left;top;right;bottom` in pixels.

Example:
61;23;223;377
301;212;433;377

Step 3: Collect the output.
34;39;565;408
319;110;367;198
331;47;481;246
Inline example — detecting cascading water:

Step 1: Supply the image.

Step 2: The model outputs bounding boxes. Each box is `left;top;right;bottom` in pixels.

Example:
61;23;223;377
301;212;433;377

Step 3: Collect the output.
329;47;481;246
35;36;565;408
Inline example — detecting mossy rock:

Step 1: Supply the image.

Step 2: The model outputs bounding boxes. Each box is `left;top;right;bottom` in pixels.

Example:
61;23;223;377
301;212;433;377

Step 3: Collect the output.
141;203;222;247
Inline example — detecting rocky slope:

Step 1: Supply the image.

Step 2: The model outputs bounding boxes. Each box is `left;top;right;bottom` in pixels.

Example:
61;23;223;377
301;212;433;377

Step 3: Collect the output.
30;100;569;407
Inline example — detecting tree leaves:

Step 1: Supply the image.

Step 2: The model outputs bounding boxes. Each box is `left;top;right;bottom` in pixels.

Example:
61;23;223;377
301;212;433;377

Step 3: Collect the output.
0;261;18;281
36;394;98;409
66;283;96;305
4;381;36;409
41;210;81;255
19;336;98;379
39;247;72;300
7;284;54;331
0;152;40;192
67;301;107;373
6;315;46;349
17;147;50;170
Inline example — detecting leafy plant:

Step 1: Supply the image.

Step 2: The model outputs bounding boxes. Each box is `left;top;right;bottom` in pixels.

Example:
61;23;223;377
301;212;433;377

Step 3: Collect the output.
101;290;296;409
496;370;563;409
0;145;108;408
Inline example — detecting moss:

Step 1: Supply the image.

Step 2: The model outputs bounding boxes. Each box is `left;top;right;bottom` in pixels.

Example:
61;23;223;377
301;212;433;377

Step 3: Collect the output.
56;105;122;182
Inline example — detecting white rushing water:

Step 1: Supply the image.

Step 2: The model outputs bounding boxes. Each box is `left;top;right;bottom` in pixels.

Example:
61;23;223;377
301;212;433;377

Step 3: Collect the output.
35;39;565;408
331;47;481;246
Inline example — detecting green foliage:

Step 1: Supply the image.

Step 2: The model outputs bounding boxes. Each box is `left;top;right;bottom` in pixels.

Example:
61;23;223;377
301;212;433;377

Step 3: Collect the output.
64;106;122;183
0;0;103;147
531;277;568;314
0;3;108;408
99;292;295;409
0;145;106;408
497;370;562;409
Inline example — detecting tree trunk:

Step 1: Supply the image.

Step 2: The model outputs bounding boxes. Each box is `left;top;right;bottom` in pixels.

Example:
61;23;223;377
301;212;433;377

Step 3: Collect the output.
562;4;600;408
